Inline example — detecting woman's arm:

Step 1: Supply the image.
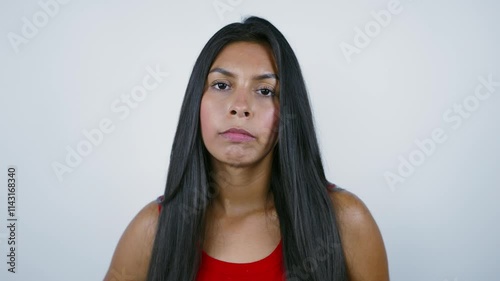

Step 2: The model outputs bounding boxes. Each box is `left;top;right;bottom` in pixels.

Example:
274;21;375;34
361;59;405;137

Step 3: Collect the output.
103;200;159;281
329;188;390;281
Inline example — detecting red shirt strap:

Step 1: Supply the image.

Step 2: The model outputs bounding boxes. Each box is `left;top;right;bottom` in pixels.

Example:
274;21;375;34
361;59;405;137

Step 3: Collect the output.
157;195;164;212
327;183;336;190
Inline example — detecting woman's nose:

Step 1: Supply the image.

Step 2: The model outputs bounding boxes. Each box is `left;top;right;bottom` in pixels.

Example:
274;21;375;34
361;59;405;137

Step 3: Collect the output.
229;89;251;118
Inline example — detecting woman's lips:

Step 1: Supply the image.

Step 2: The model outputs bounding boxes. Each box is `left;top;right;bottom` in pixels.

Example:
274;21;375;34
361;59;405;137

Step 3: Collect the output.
220;128;256;142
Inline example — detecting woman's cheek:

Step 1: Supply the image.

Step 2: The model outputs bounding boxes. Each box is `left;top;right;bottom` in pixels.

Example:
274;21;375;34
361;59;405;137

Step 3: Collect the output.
268;104;280;130
200;97;214;144
259;106;280;138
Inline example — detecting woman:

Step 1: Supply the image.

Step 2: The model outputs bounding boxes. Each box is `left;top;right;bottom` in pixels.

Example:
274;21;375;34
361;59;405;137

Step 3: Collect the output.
104;16;389;281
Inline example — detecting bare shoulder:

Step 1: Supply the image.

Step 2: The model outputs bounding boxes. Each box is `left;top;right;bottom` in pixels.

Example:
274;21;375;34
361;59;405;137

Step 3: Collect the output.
328;187;374;225
327;187;390;281
103;199;160;281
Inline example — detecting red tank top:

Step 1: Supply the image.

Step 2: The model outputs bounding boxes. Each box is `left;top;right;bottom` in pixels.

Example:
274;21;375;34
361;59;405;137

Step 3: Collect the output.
155;183;336;280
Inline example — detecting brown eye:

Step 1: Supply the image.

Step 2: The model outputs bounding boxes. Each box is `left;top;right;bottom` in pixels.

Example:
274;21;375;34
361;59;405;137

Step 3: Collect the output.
212;82;230;90
257;87;275;97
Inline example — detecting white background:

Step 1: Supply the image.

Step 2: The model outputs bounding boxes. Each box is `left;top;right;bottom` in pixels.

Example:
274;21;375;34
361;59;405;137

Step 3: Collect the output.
1;0;499;280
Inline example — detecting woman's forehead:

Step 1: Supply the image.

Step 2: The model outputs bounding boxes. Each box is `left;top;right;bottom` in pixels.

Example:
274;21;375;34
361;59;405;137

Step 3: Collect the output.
209;41;278;74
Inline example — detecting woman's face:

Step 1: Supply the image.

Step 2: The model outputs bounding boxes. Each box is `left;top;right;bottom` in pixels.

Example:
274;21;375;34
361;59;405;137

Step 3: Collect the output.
200;41;280;168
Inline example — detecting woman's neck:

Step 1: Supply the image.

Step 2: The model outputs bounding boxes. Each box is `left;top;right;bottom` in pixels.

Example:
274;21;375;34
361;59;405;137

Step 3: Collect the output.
209;156;274;218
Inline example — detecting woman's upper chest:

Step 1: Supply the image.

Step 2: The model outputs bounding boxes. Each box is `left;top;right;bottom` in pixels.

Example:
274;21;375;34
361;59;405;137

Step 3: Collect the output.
202;207;281;263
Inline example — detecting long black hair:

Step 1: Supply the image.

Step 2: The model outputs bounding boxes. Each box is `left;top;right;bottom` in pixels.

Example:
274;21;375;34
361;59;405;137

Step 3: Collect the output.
146;16;348;281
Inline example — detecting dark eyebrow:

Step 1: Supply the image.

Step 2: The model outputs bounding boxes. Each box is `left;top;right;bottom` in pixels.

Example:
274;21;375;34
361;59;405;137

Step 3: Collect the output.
208;67;279;81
